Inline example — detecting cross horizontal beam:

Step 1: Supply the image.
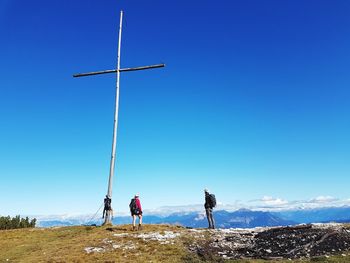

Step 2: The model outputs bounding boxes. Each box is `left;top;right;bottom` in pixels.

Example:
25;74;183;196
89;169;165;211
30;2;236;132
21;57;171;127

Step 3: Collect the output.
73;63;165;78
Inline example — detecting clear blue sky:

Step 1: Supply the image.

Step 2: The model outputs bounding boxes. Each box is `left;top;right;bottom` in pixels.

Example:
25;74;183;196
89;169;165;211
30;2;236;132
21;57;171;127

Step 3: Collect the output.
1;0;349;215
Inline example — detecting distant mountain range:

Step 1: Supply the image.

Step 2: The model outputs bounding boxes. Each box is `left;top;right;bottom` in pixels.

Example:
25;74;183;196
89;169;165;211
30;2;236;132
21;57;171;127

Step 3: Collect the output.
144;209;295;228
273;206;350;224
35;206;350;228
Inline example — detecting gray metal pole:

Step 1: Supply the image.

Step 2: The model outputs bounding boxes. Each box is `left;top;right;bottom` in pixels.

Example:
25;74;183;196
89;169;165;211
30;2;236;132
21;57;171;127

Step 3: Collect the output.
73;64;165;77
104;10;123;225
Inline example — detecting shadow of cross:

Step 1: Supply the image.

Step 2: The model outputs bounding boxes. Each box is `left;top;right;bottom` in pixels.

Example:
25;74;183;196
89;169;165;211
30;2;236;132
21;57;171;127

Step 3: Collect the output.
73;10;165;225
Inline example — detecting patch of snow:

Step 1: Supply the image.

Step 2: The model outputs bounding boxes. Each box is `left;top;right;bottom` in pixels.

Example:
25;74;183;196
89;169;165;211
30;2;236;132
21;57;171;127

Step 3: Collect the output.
113;233;129;237
84;247;105;253
215;226;267;234
123;241;136;250
136;231;180;244
188;229;205;233
312;223;343;229
112;244;122;249
102;238;113;244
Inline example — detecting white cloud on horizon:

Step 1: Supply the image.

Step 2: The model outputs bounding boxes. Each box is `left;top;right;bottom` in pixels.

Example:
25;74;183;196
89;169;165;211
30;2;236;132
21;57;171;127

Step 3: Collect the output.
252;195;350;211
261;196;289;206
309;196;339;203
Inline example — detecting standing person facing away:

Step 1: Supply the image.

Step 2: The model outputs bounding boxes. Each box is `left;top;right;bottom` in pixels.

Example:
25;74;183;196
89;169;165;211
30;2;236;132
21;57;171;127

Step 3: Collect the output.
129;194;143;231
102;195;112;219
204;189;216;229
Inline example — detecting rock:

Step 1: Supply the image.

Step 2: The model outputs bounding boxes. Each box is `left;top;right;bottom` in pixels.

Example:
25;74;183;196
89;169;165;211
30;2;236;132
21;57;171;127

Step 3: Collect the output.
84;247;105;254
187;224;350;260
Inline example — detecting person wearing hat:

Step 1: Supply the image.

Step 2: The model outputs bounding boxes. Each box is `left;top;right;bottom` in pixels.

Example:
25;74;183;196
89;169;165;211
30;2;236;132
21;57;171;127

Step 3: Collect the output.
204;189;216;229
129;194;143;231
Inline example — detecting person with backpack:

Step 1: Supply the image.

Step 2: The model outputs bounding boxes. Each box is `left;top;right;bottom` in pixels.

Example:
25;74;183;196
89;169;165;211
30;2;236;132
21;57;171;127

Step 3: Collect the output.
102;195;112;219
129;194;143;231
204;189;216;229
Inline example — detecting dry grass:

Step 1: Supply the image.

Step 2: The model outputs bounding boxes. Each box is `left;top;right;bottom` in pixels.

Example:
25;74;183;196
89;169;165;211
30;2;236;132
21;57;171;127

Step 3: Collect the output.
1;224;350;262
0;224;190;263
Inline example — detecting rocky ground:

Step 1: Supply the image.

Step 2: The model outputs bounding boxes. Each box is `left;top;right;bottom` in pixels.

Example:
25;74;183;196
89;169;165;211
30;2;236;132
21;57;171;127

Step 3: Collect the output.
84;230;181;254
186;223;350;260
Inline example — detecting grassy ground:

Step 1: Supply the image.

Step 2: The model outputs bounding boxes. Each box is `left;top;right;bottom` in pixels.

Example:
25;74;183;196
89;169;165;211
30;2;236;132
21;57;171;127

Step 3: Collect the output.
0;224;349;262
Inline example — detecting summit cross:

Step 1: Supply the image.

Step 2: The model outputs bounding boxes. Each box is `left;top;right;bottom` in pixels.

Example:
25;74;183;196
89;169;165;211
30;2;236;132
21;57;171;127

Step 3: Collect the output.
73;10;165;225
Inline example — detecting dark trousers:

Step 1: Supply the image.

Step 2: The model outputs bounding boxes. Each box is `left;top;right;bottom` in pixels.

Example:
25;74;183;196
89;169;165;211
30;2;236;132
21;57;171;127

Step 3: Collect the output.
205;208;215;229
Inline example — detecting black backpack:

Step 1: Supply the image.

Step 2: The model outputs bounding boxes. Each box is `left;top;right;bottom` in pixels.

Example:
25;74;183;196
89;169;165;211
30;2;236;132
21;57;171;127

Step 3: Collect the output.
104;197;112;210
129;198;137;213
209;194;216;208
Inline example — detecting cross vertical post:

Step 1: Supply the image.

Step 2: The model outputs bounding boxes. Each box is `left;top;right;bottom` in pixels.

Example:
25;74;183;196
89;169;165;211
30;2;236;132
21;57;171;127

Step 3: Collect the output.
104;10;123;225
73;10;165;226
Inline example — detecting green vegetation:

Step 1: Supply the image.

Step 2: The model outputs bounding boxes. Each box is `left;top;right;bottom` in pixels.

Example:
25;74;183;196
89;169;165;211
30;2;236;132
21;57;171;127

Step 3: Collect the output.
0;215;36;230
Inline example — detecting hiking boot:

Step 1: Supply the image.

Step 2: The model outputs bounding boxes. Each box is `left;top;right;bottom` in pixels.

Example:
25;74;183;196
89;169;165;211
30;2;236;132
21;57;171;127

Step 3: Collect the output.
138;224;142;231
132;225;136;231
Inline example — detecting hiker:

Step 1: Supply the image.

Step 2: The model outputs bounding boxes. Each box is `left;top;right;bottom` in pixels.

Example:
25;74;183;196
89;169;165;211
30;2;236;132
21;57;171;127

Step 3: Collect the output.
129;194;143;231
204;189;216;229
102;195;112;219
